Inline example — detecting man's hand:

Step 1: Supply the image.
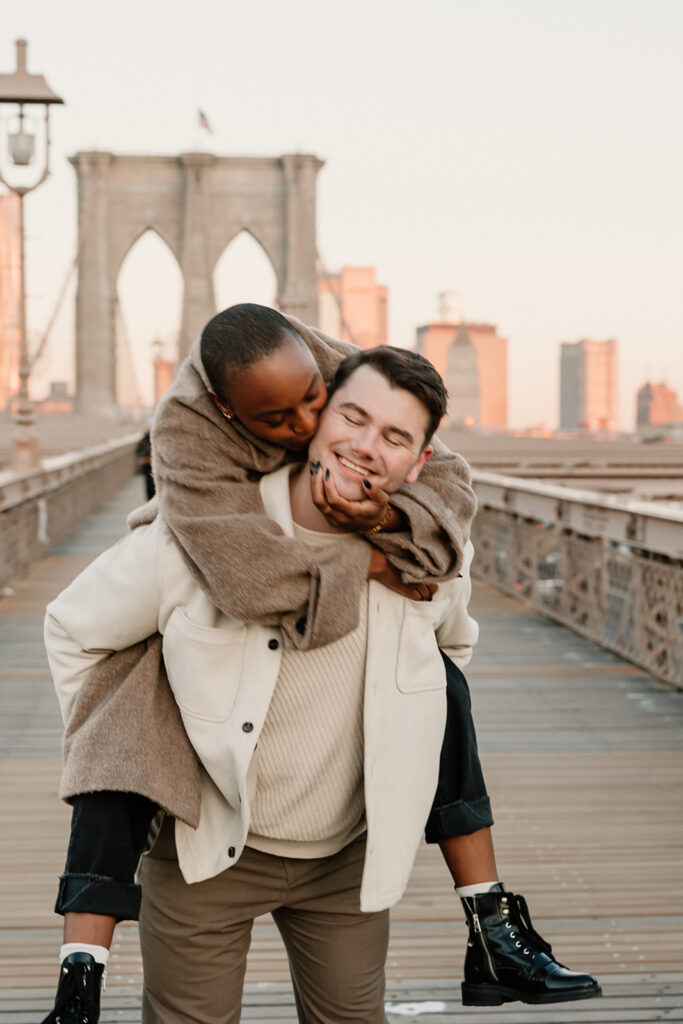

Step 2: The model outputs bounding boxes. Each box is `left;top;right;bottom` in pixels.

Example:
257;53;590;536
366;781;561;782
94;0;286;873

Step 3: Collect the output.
310;462;394;532
368;549;437;602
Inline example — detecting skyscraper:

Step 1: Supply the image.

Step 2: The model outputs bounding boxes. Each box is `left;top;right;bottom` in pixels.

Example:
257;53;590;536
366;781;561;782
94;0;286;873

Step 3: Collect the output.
465;322;508;429
0;192;21;411
318;266;388;350
446;322;480;427
636;381;682;428
415;300;508;429
559;338;618;431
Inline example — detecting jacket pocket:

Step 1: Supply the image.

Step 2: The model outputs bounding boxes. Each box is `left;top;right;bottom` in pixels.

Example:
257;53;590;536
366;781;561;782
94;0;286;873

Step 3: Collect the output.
162;608;246;721
396;601;449;693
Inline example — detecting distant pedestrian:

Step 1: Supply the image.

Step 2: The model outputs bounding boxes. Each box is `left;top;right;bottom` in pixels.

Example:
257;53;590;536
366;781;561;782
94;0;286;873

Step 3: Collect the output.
136;423;155;500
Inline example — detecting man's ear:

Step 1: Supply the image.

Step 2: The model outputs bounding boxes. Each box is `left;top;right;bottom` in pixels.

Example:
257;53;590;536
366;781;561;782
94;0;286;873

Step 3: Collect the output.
404;444;433;485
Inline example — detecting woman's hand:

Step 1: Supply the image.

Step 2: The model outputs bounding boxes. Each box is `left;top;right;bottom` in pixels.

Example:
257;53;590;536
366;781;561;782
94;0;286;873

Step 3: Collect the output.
309;462;397;532
367;549;437;602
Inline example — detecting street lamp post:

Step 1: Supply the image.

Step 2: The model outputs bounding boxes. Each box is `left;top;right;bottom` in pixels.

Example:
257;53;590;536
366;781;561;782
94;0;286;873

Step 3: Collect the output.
0;39;63;471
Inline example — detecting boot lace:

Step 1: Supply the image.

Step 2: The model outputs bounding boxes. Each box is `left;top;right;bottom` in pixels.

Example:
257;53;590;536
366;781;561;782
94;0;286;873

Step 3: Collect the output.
48;961;99;1024
512;893;554;957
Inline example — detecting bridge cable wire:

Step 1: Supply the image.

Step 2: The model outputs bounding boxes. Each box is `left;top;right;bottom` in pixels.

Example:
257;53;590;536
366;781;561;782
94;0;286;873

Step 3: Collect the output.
28;258;77;372
28;173;96;373
315;253;359;349
114;294;146;415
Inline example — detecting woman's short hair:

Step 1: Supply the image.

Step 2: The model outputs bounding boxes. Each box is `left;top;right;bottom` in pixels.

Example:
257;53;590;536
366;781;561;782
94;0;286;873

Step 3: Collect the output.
200;303;303;397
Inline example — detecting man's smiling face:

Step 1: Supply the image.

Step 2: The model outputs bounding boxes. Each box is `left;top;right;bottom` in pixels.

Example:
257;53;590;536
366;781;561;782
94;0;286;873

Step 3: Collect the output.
308;364;433;501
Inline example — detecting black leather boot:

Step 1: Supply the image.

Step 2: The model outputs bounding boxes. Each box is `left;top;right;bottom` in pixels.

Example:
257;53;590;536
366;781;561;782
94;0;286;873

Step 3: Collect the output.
41;952;104;1024
460;889;602;1005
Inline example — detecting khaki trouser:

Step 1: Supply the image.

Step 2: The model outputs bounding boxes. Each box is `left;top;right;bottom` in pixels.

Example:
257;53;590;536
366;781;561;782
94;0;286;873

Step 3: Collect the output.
138;822;389;1024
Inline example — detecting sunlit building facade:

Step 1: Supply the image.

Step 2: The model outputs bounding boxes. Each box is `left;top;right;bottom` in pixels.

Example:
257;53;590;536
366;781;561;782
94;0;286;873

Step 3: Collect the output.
318;266;388;350
416;304;508;430
0;193;21;410
445;322;480;427
560;338;618;431
154;355;176;405
636;381;682;428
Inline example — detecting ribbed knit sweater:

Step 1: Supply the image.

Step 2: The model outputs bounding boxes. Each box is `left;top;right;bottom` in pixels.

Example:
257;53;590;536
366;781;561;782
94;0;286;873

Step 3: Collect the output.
247;523;368;858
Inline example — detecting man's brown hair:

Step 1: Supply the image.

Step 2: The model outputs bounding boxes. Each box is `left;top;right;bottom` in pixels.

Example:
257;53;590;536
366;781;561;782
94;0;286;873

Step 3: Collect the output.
327;346;447;446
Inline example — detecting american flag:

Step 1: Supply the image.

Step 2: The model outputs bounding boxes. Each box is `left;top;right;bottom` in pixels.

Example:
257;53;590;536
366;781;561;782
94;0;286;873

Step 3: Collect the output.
198;109;213;134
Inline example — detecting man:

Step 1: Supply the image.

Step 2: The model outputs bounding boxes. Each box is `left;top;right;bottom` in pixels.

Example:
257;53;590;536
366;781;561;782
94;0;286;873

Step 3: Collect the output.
46;346;599;1022
45;348;479;1023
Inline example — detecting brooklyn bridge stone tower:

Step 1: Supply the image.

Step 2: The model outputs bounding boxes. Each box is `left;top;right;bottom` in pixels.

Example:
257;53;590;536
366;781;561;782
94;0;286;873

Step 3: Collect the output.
71;150;323;413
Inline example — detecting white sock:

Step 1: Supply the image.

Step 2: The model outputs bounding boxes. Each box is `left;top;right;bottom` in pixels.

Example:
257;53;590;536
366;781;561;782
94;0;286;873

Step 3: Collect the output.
60;942;110;966
455;880;503;898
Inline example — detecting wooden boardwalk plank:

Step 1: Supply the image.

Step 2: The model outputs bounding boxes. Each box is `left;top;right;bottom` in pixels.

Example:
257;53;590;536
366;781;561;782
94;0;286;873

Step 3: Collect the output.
1;477;682;1022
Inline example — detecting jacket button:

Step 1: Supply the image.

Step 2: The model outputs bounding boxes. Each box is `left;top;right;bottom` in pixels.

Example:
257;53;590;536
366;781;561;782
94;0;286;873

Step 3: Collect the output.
242;722;254;733
228;846;235;857
268;638;279;650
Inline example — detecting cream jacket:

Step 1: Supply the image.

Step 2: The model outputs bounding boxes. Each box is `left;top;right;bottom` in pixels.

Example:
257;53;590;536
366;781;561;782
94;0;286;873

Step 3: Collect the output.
45;466;478;912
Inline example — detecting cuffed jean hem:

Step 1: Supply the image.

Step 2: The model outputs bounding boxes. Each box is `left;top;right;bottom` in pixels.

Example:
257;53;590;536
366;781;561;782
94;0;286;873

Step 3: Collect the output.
424;794;494;844
55;872;143;921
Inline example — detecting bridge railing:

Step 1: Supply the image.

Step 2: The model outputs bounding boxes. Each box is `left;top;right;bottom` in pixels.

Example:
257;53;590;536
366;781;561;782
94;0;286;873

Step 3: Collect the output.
0;436;140;593
3;441;682;687
470;470;683;688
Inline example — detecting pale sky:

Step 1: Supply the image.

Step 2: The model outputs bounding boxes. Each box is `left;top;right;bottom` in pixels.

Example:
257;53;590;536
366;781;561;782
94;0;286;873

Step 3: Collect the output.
2;0;682;429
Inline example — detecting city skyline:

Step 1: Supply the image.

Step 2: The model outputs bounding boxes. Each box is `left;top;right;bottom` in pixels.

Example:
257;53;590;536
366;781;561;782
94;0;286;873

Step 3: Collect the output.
1;0;681;429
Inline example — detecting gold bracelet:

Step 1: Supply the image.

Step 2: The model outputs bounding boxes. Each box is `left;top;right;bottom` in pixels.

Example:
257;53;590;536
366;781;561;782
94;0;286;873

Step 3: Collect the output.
359;504;393;536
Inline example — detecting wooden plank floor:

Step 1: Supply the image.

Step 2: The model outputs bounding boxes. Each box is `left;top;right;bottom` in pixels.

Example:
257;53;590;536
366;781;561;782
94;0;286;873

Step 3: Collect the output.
1;477;682;1023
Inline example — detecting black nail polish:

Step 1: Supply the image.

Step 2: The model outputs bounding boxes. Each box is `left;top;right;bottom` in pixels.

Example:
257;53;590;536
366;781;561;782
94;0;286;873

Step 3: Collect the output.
309;461;320;475
324;468;330;481
363;479;372;490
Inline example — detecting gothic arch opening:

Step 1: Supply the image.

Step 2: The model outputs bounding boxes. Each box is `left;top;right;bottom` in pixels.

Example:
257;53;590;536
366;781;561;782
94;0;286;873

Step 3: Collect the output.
213;230;279;314
72;151;323;412
116;229;183;411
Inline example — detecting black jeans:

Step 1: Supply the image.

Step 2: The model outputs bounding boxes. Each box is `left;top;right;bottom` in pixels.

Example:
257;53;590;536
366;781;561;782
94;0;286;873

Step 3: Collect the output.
424;651;494;843
55;791;159;921
55;652;493;921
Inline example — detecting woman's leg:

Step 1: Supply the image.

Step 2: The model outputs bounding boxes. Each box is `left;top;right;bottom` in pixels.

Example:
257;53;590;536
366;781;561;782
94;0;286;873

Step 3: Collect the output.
56;790;161;929
428;652;600;1005
425;651;497;884
43;791;160;1024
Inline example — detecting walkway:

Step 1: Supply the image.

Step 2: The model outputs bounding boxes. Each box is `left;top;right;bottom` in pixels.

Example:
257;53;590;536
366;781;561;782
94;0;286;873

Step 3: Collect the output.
1;477;681;1023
